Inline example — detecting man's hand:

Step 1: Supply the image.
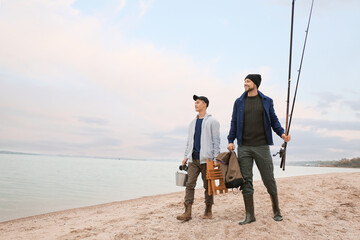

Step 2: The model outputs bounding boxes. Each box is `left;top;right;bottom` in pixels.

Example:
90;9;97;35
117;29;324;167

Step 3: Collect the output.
227;143;235;151
182;158;188;165
281;134;291;142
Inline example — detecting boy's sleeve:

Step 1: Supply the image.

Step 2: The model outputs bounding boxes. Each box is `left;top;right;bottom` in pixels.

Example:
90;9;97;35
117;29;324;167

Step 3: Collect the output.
212;119;221;160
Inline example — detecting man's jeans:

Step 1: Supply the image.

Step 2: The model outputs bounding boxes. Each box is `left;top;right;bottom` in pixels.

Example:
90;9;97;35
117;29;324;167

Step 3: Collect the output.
184;159;214;204
237;145;278;196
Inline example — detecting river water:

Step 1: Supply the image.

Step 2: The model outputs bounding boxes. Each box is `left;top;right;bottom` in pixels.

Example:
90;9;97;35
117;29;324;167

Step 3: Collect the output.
0;153;359;222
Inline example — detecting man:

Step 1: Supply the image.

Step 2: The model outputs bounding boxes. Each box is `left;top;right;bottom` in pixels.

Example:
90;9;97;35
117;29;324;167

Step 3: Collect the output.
176;95;220;221
227;74;291;225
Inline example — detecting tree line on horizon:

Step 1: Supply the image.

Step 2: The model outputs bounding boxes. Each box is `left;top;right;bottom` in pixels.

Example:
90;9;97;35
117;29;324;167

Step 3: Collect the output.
319;157;360;168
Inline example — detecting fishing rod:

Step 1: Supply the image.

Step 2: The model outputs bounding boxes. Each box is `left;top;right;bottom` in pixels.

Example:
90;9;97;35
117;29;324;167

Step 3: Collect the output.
278;0;295;171
275;0;315;171
288;0;315;133
274;0;295;170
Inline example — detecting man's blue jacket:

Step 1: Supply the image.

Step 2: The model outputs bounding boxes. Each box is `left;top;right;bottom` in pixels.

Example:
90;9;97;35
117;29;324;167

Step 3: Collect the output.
227;91;284;146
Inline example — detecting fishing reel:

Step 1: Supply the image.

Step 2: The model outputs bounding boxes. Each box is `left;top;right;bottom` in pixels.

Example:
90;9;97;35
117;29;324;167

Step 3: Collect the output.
273;142;287;169
179;164;188;172
273;143;286;159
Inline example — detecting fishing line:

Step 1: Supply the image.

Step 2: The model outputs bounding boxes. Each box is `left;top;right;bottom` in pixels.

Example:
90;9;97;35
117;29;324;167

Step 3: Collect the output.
287;0;315;133
276;0;315;171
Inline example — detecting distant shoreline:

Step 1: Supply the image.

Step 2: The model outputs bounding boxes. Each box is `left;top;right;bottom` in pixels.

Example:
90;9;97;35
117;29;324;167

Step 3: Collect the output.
287;157;360;168
0;151;177;162
2;150;359;167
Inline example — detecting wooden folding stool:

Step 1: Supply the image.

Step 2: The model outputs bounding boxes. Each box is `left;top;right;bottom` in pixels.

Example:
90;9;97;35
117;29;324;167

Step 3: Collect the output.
206;159;228;195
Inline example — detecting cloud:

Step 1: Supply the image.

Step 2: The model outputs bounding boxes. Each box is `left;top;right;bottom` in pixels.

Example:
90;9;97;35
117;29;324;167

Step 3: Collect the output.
283;118;360;161
139;0;153;17
78;116;109;125
271;0;359;10
0;0;240;158
312;91;342;115
283;129;360;162
0;0;359;161
344;99;360;113
116;0;126;12
293;118;360;131
291;118;360;142
317;129;360;141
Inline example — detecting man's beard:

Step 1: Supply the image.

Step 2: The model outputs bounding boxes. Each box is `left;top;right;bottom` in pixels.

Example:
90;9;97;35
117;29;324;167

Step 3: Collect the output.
245;85;255;92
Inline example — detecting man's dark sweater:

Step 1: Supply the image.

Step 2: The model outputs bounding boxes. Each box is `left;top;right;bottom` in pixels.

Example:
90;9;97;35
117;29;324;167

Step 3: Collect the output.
242;95;267;146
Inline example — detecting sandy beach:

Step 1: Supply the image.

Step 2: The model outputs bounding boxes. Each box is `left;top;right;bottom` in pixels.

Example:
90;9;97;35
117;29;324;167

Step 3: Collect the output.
0;172;359;240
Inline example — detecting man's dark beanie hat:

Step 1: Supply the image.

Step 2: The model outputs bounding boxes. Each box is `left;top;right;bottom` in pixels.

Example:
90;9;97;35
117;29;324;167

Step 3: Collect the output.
245;74;262;89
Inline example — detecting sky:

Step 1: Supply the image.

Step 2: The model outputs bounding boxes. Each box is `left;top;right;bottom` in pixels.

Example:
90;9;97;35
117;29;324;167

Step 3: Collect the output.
0;0;359;162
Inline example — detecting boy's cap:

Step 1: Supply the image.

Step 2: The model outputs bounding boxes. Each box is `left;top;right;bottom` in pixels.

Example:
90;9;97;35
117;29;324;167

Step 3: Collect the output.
193;95;209;107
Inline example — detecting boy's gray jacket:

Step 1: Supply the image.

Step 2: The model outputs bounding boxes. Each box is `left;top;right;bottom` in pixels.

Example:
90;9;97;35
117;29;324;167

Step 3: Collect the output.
184;113;220;164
